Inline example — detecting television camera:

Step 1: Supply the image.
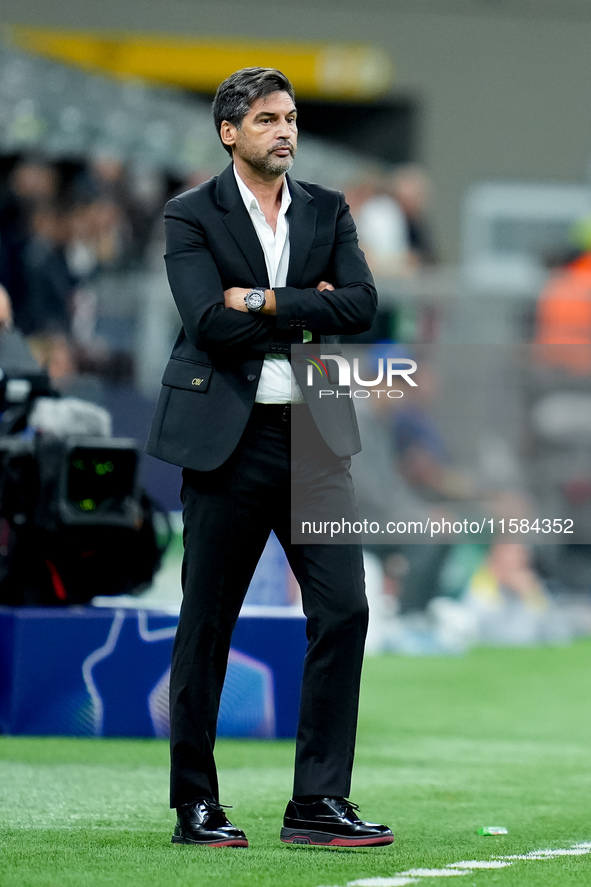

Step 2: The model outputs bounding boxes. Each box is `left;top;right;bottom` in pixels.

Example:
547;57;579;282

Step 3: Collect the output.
0;330;170;605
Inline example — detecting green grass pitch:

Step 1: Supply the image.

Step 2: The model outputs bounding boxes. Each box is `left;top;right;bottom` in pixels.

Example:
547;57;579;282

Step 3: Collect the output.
1;640;591;887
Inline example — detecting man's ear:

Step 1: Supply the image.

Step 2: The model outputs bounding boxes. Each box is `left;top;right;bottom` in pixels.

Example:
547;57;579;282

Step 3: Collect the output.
220;120;237;150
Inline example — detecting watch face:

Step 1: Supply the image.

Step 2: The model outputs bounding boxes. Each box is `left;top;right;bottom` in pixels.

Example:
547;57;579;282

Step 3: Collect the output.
246;291;265;310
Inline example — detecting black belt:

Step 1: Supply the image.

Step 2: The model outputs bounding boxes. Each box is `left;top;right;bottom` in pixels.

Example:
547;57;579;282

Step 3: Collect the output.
251;403;308;423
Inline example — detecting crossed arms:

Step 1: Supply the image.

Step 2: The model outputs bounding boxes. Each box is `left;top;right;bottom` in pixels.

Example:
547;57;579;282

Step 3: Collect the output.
163;190;377;353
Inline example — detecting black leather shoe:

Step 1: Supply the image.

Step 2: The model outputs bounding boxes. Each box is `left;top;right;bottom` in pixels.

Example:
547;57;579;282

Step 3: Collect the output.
172;800;248;847
280;797;394;847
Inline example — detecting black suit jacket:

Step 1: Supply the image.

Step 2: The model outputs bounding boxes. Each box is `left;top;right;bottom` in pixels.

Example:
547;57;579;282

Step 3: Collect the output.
146;163;377;471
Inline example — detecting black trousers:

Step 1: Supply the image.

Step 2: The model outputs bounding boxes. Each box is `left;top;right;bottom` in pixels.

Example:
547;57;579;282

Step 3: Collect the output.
169;403;368;808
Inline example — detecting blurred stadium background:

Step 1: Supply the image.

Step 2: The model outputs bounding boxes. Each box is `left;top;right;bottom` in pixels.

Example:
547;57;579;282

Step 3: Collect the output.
1;2;591;883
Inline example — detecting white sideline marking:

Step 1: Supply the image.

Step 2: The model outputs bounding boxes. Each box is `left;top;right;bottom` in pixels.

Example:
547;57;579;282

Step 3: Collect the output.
526;848;590;857
13;825;160;832
447;861;510;870
501;849;590;860
328;841;591;887
400;871;471;878
348;879;418;887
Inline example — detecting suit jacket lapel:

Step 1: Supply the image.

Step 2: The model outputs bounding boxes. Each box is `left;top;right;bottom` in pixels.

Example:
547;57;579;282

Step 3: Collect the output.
216;164;269;287
286;175;317;286
215;165;318;288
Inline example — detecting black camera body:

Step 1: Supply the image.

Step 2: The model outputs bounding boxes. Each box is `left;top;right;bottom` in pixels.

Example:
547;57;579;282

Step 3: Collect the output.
0;330;169;605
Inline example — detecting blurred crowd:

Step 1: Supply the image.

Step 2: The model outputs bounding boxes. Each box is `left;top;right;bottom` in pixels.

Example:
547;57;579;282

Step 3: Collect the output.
344;170;591;654
352;361;591;655
0;152;173;387
1;139;590;645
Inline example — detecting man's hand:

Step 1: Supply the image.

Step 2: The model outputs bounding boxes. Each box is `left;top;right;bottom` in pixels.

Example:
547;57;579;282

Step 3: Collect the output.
224;287;276;315
223;287;250;312
223;281;334;315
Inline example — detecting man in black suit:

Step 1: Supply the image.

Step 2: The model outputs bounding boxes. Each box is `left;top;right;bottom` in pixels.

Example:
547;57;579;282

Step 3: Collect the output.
146;67;393;849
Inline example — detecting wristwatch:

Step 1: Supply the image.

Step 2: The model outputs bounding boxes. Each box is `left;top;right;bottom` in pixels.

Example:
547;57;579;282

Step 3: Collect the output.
244;288;266;313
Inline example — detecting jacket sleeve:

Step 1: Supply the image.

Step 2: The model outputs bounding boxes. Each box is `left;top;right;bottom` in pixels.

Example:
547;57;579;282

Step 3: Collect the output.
164;196;295;353
273;193;378;335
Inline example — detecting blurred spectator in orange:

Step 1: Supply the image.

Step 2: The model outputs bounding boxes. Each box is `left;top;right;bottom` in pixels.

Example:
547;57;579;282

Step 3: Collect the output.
534;245;591;375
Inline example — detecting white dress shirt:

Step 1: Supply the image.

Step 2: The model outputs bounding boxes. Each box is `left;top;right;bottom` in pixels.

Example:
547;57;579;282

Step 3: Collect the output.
233;166;305;404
